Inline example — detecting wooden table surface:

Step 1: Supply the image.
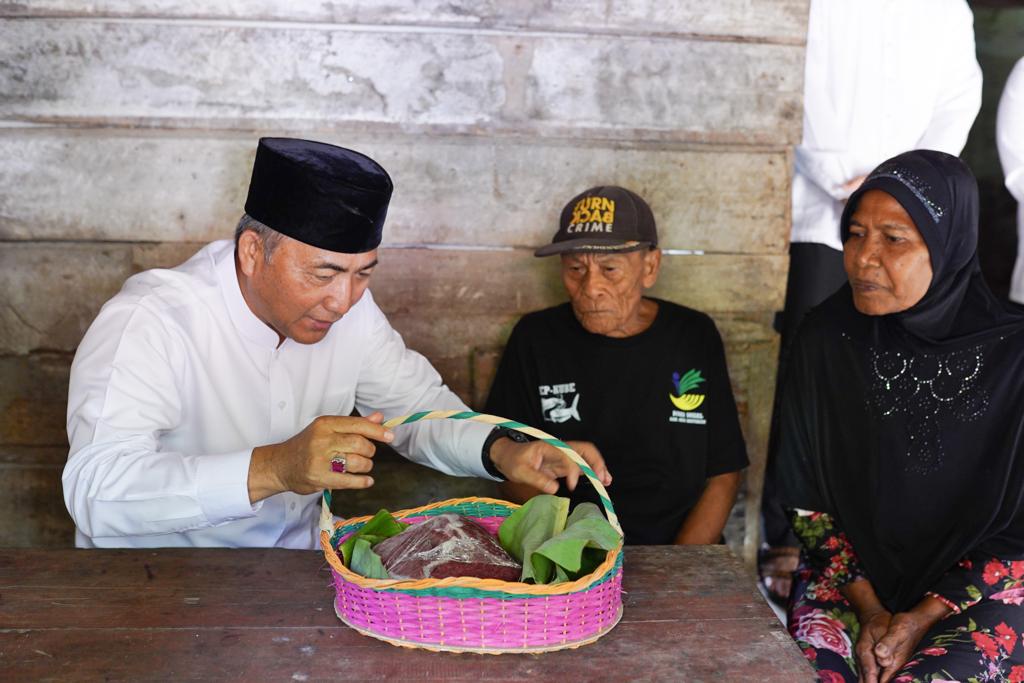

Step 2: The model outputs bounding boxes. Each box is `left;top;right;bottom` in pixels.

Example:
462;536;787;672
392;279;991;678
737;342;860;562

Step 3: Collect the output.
0;546;812;681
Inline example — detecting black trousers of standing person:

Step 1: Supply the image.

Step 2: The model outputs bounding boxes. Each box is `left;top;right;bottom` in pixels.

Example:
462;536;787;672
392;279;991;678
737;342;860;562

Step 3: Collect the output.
762;242;848;548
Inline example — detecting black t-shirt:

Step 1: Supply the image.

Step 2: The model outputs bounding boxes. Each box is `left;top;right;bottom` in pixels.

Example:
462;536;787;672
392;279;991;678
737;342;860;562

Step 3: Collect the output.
485;298;748;545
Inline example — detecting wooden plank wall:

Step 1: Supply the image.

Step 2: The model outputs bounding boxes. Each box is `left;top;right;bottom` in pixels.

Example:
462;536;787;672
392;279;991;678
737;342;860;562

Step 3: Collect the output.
0;1;807;565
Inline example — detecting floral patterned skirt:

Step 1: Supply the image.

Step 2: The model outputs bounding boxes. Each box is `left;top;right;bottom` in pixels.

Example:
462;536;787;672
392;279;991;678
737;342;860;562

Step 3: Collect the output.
789;558;1024;683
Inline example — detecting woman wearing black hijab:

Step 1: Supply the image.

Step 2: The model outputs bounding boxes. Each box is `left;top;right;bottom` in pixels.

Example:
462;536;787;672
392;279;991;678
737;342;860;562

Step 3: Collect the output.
773;149;1024;682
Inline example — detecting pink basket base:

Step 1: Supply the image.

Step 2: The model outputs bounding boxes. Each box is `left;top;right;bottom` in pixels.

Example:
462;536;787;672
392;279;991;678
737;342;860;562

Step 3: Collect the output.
331;568;624;654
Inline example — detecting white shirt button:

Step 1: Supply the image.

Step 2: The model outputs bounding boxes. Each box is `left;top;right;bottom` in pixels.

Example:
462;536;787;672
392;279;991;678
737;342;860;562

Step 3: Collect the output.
278;401;286;409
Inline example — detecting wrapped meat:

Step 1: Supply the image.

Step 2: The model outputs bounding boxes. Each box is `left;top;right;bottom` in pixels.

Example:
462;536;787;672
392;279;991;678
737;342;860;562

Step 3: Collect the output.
373;514;522;581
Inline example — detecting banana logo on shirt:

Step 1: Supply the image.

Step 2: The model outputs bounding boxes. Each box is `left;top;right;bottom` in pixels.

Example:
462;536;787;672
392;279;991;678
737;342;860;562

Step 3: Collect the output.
670;369;706;411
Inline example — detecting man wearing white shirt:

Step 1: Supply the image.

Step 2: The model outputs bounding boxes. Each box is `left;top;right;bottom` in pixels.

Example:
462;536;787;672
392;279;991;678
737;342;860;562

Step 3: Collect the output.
998;57;1024;305
761;0;983;601
793;0;982;257
64;138;609;549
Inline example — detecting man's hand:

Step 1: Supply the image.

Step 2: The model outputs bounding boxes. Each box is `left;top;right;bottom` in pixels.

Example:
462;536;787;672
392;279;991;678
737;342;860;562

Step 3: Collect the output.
488;438;611;495
872;597;951;682
247;412;394;503
855;607;892;683
842;174;868;198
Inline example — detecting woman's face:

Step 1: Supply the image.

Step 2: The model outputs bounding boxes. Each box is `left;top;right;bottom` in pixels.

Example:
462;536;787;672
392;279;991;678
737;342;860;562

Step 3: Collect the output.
843;189;933;316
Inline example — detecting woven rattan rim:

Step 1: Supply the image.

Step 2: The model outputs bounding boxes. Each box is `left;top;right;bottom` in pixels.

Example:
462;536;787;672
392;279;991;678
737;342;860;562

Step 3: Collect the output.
320;496;621;593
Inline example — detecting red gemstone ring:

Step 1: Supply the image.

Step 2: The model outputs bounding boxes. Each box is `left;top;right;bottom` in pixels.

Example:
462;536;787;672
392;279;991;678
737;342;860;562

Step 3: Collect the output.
330;457;347;474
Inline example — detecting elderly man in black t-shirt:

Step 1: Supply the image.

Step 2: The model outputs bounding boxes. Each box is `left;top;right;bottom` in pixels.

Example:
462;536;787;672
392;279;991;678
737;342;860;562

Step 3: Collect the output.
485;186;748;544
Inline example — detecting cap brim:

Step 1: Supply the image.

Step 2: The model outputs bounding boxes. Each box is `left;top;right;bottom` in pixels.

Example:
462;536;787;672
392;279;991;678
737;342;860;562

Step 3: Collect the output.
534;238;650;257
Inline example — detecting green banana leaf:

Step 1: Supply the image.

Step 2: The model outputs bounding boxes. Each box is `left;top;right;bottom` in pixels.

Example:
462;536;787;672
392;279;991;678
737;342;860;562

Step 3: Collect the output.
498;495;569;584
339;508;409;568
534;503;621;582
498;496;620;584
349;537;390;579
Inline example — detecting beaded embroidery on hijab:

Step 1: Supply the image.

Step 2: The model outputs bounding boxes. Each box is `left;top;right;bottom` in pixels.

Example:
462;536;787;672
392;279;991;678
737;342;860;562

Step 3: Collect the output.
865;343;988;475
867;162;946;223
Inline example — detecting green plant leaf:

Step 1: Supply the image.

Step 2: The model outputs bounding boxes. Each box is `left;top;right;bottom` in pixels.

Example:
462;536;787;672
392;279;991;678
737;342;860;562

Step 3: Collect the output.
498;495;570;583
499;499;620;584
577;547;607;578
350;538;389;579
339;509;408;567
534;505;620;576
565;501;619;540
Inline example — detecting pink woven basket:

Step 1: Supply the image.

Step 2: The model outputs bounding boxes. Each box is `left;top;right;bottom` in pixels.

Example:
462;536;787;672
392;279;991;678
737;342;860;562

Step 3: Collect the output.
319;410;624;654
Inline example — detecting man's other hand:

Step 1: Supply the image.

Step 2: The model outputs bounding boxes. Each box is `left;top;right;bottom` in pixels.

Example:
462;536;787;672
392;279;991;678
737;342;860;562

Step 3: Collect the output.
489;438;611;495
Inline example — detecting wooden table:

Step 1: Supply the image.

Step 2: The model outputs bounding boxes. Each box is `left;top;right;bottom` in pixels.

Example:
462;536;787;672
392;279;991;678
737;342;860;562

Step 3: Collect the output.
0;546;812;681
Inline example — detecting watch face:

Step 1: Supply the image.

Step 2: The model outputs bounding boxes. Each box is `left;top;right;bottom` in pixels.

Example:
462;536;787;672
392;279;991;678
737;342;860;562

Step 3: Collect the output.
504;428;530;443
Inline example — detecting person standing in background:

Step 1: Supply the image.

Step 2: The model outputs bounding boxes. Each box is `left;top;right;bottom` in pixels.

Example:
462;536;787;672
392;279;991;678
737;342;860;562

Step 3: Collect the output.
998;57;1024;305
760;0;983;605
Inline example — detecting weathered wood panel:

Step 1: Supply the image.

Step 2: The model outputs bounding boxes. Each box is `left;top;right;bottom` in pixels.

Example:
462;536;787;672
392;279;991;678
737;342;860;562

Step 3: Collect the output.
0;20;804;144
0;353;74;547
0;1;810;44
0;446;73;547
364;249;787;320
527;38;802;143
0;352;70;445
736;341;780;567
0;244;133;356
0;548;777;630
1;624;811;681
0;130;791;253
0;547;814;680
0;242;785;356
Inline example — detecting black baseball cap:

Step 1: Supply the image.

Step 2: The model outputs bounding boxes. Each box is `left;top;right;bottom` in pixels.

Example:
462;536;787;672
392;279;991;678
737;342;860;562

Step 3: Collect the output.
534;185;658;257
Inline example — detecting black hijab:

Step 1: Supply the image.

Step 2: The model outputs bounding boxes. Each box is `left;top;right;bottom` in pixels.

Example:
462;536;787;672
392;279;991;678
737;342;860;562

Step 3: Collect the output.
773;150;1024;612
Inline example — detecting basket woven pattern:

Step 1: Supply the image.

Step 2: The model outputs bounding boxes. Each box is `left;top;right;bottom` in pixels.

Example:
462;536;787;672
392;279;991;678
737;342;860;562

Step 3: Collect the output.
320;411;624;654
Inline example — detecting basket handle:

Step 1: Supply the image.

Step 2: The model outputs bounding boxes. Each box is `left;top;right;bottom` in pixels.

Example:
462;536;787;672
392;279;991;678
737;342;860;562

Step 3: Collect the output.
319;410;622;536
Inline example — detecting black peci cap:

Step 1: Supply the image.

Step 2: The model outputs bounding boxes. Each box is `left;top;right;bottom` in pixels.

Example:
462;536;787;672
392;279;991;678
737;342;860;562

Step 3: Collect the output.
243;138;393;254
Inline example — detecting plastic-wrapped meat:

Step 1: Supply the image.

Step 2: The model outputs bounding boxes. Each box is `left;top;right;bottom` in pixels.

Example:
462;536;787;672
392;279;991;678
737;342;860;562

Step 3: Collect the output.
373;514;522;581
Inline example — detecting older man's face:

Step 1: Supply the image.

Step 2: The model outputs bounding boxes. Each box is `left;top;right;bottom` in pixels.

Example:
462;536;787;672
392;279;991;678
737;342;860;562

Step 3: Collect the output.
238;233;378;345
560;249;660;337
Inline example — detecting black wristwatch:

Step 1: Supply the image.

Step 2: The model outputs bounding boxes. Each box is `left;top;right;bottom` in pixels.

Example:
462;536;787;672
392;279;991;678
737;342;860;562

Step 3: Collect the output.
481;426;532;480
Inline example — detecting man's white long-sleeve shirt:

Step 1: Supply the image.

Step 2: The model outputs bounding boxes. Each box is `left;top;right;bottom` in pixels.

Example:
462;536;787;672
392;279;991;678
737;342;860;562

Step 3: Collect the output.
65;240;493;549
793;0;982;250
998;58;1024;304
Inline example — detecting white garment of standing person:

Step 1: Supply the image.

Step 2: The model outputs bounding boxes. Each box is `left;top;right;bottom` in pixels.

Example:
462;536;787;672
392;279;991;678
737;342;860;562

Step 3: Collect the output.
64;240;494;549
794;0;982;251
998;57;1024;304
